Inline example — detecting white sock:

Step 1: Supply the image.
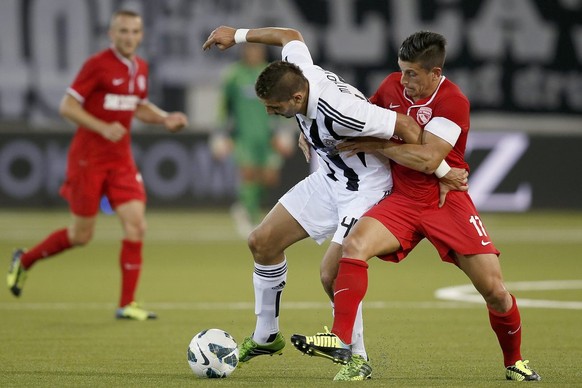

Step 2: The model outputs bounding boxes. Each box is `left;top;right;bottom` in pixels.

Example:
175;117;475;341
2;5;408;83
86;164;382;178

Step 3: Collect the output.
252;259;287;344
350;302;368;359
331;300;367;359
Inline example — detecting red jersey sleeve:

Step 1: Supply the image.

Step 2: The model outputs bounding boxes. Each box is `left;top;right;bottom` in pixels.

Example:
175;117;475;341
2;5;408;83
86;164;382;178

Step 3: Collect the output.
68;56;101;102
434;93;470;135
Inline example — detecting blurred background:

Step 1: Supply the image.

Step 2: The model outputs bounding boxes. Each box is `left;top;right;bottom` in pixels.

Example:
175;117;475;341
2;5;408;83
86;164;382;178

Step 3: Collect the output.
0;0;581;211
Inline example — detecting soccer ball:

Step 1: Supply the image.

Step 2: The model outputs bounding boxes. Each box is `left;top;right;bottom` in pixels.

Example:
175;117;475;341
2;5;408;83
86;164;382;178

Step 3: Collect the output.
187;328;239;378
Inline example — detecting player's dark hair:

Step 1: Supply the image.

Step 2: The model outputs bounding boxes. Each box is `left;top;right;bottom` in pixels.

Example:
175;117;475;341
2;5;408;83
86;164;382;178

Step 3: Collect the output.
255;61;308;101
398;31;446;71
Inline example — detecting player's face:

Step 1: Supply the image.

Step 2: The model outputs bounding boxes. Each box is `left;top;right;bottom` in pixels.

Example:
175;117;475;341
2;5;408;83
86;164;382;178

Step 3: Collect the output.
109;15;143;59
260;97;300;118
398;60;440;101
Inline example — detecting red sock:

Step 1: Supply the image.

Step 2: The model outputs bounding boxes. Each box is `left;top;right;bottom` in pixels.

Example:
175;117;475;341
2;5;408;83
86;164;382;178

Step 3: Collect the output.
331;258;368;344
21;228;72;269
119;239;143;308
488;294;522;366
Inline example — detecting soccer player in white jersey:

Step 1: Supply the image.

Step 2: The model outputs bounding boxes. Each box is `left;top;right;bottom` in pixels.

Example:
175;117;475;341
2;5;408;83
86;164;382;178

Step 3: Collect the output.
203;26;466;381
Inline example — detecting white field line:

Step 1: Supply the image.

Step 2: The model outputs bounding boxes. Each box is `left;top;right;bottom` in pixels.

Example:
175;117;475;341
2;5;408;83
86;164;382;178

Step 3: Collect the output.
435;280;582;310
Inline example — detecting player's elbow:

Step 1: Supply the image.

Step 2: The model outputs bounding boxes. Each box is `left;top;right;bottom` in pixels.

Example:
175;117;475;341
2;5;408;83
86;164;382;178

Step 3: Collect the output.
280;28;304;45
58;94;77;119
396;114;421;144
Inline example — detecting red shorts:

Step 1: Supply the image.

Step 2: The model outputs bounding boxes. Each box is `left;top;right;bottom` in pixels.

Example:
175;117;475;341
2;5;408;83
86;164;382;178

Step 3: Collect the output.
60;163;146;217
364;190;500;264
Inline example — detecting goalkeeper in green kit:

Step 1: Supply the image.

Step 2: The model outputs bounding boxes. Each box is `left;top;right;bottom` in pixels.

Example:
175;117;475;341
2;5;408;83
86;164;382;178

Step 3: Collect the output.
212;43;294;236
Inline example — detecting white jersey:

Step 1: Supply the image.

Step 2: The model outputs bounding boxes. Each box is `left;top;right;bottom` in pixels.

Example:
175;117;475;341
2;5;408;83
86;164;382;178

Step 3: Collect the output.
282;40;395;192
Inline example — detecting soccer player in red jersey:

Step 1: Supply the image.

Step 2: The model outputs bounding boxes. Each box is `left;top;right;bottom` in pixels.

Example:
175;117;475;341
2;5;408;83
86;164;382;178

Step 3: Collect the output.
292;31;540;381
6;10;188;320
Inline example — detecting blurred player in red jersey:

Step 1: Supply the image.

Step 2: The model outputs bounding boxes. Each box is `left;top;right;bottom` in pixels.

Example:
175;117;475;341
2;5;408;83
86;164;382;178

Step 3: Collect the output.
292;31;540;381
6;10;188;320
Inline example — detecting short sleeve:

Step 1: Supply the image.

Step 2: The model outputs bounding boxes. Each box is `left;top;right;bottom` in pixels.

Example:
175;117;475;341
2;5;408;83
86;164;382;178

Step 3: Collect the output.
281;40;313;67
68;57;100;103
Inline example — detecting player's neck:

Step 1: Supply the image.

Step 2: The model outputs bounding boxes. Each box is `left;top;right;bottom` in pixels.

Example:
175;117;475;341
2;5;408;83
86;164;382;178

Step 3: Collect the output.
415;76;441;102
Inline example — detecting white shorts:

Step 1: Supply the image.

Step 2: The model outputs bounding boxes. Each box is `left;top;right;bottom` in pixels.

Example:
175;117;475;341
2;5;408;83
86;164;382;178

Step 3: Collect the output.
279;170;390;245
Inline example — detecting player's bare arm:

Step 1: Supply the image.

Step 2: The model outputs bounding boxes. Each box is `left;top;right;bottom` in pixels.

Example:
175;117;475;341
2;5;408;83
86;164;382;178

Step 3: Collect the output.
59;94;126;142
339;130;468;206
339;131;450;173
135;102;188;132
203;26;303;51
394;113;422;145
297;132;311;163
338;130;466;177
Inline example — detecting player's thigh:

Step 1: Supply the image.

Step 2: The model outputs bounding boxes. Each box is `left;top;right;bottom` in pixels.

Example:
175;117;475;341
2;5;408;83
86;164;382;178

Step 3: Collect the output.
106;167;146;210
61;169;105;217
332;189;389;245
455;252;505;296
253;202;309;252
69;214;98;244
115;199;146;240
279;172;338;245
343;215;401;259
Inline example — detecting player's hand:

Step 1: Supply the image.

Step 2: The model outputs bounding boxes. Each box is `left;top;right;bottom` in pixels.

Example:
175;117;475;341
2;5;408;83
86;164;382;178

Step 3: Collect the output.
164;112;188;132
203;26;237;51
336;137;394;157
100;121;126;142
209;133;233;160
438;167;468;207
298;132;311;163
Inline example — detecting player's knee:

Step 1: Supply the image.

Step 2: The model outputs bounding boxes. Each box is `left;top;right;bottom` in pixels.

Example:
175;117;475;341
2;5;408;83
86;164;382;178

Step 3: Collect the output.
247;226;271;263
342;232;366;259
482;284;511;312
69;229;94;246
124;219;147;241
320;271;335;299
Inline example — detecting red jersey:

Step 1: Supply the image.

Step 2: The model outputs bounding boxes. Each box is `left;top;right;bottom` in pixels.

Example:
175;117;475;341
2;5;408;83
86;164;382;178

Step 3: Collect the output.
370;72;470;204
66;47;149;169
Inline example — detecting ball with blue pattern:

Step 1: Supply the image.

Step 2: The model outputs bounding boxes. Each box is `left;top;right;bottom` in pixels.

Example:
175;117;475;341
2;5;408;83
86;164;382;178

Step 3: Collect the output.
187;328;239;378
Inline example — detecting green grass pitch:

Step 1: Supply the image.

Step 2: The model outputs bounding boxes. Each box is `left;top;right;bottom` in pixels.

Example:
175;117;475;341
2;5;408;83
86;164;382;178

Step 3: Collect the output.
1;209;581;386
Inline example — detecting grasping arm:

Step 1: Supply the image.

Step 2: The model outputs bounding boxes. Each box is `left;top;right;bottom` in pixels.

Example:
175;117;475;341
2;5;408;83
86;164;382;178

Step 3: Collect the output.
380;131;451;174
337;131;468;206
394;113;422;145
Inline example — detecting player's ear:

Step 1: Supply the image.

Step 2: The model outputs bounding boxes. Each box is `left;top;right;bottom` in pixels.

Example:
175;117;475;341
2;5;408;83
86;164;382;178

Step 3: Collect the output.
292;92;303;105
431;67;442;80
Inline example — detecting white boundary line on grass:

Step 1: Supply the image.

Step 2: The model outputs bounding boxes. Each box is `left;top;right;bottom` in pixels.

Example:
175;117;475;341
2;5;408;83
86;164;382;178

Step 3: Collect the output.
435;279;582;310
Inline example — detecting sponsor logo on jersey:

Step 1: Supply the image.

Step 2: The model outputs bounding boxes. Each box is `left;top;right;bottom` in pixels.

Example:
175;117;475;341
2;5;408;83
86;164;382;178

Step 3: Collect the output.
416;106;433;125
103;94;139;111
319;137;340;156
